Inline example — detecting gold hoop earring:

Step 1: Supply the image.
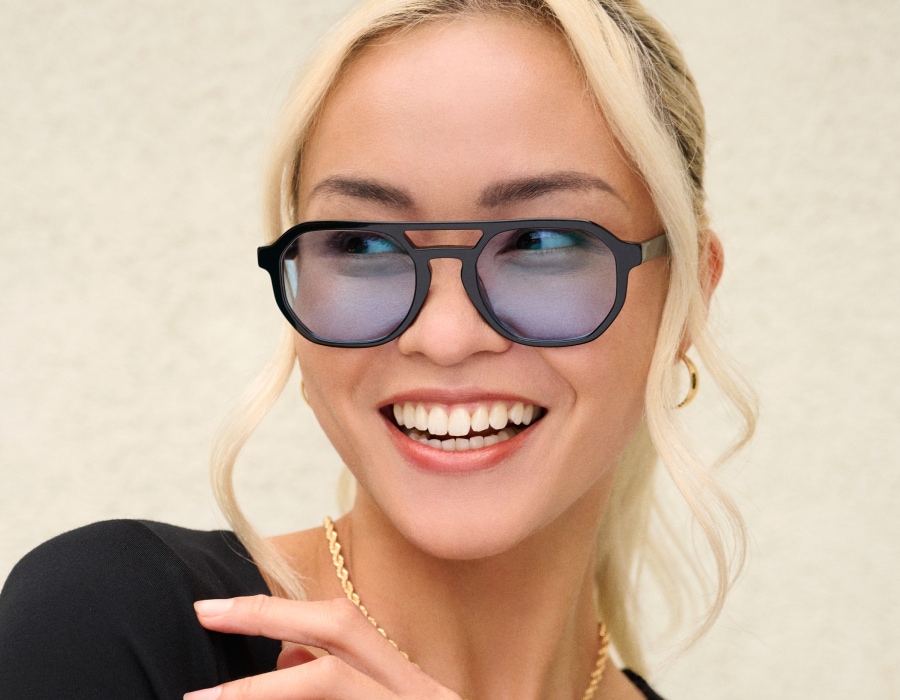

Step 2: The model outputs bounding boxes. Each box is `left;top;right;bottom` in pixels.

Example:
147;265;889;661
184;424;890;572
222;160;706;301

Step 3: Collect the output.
301;380;310;406
677;355;699;408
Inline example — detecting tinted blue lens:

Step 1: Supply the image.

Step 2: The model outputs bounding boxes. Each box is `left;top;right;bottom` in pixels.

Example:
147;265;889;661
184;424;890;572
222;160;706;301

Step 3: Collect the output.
476;227;617;340
282;230;415;342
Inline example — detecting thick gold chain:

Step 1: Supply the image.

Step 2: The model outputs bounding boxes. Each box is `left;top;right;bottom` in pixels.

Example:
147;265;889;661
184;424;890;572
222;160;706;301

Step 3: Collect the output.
323;516;609;699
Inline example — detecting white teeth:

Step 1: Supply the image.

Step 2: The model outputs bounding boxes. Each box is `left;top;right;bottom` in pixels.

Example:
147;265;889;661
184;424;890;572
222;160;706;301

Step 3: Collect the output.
405;425;521;451
522;404;534;425
393;401;541;450
471;404;490;432
414;404;429;431
448;407;471;437
403;402;416;430
427;406;449;436
489;402;508;430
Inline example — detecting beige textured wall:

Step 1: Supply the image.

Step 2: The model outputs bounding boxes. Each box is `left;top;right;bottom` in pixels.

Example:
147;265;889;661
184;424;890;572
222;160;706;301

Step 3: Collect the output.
1;1;898;697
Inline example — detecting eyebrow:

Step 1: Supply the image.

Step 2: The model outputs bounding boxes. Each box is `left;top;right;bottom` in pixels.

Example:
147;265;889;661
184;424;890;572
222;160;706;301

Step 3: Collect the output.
309;176;415;210
306;171;620;211
477;171;620;208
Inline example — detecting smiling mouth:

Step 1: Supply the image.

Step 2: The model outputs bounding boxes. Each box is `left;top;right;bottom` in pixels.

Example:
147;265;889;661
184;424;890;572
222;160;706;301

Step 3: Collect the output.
388;400;545;452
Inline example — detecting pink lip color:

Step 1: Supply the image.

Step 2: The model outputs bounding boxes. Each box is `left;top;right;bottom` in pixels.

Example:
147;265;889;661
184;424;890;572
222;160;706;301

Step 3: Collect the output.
384;413;535;474
383;389;538;408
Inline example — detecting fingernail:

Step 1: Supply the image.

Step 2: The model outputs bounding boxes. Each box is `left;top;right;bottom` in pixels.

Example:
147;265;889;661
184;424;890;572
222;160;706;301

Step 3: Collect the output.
194;599;233;616
184;688;221;700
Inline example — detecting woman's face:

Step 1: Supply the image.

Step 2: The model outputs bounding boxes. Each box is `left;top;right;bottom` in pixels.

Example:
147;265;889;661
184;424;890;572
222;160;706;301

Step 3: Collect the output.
294;16;668;559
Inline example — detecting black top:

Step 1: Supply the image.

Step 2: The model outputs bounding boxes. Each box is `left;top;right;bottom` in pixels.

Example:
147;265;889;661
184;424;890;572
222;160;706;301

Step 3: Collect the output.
0;520;665;699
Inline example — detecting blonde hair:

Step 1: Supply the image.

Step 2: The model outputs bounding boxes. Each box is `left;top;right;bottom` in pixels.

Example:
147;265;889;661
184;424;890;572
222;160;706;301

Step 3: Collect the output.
212;0;756;675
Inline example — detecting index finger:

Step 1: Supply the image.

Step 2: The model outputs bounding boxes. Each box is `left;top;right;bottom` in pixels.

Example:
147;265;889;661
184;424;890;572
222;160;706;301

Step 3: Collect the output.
194;596;423;691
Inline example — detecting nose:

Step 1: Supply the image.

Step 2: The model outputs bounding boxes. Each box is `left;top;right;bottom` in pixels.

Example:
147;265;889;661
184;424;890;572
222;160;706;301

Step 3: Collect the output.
396;258;511;365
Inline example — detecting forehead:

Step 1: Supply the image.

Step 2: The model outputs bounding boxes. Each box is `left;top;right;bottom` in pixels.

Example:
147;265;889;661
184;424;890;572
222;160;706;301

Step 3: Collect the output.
298;15;648;222
343;14;584;102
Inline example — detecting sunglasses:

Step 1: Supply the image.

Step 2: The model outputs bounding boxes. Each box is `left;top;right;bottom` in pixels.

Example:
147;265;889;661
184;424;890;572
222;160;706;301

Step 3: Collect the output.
257;219;667;348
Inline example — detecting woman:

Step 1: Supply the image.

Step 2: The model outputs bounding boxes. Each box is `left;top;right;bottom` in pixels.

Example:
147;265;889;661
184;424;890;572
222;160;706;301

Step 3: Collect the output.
0;0;754;698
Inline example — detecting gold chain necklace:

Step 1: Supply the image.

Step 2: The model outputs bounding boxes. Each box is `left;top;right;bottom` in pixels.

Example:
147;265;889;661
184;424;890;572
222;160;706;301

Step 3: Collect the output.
323;516;609;699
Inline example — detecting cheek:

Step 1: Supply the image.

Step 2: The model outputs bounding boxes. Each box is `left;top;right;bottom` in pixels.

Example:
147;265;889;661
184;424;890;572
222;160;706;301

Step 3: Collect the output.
549;269;666;462
572;268;665;378
554;343;648;468
293;339;377;466
611;267;669;386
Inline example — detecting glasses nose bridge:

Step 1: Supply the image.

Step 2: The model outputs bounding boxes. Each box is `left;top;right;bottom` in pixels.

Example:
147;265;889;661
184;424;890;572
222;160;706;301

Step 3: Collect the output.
413;243;481;289
415;246;477;262
413;247;483;321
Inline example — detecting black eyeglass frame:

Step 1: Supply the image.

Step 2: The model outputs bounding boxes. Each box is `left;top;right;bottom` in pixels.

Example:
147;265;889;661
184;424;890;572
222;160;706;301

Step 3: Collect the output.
257;219;668;348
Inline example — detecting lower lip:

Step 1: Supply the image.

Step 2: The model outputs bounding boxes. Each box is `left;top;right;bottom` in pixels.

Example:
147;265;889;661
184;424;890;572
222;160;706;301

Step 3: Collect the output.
386;419;536;474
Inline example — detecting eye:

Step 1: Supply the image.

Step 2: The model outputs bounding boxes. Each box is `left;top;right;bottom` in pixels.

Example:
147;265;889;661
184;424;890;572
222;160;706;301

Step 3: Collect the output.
482;227;611;276
331;231;402;255
512;228;585;251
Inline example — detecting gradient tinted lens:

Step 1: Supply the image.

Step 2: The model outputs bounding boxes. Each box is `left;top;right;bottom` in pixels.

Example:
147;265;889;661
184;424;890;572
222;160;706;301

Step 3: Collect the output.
282;229;415;342
477;227;617;341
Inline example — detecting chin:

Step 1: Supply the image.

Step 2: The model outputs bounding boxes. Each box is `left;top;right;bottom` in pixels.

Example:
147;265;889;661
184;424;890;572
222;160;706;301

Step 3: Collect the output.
382;491;562;562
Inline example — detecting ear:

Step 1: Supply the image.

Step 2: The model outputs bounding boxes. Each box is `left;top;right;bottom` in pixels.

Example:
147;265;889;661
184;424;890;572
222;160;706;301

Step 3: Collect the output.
702;229;725;304
679;229;724;356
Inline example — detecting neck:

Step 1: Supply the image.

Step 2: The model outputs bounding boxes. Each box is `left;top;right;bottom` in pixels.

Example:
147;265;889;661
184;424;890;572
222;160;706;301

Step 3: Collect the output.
336;491;606;700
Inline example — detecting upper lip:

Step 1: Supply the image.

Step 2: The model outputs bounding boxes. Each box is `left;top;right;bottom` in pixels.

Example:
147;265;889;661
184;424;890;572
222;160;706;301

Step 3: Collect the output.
380;388;544;409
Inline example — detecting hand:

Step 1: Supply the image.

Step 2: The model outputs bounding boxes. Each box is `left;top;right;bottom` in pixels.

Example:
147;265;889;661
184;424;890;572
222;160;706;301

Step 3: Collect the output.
184;595;463;700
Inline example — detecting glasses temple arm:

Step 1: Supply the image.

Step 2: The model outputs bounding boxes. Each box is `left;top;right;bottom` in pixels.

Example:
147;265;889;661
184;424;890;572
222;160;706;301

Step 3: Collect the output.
640;233;668;263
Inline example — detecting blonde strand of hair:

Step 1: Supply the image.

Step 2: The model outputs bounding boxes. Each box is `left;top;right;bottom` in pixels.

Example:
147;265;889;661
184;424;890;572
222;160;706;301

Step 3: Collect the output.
210;325;308;600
